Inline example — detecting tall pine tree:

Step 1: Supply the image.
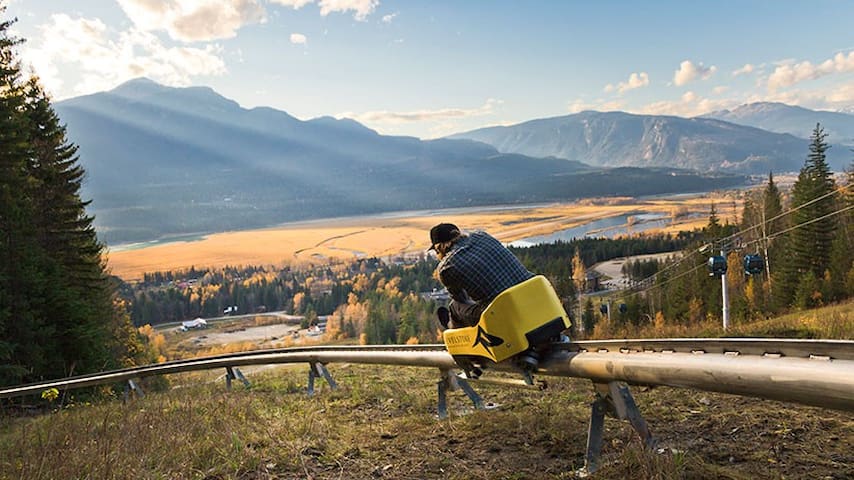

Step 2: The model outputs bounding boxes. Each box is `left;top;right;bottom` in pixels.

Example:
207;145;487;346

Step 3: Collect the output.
0;10;149;386
761;171;783;305
763;171;784;237
775;124;838;308
0;11;42;382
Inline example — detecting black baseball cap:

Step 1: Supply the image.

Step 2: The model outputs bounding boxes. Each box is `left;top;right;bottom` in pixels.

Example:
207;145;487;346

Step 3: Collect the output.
428;223;460;251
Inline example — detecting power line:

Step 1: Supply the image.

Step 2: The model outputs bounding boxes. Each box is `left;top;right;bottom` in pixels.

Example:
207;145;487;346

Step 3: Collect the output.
742;203;854;249
718;182;851;246
622;182;851;292
604;202;854;302
631;262;707;298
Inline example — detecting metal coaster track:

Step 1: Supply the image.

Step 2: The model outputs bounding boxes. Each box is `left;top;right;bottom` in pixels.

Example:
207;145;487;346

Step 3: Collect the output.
2;339;852;412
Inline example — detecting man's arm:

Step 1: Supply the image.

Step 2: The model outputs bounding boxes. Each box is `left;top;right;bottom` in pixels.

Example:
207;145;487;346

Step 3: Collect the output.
439;267;474;304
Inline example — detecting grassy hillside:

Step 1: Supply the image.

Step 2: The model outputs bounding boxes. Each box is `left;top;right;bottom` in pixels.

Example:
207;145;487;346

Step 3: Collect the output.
1;365;851;479
2;303;852;479
591;300;854;341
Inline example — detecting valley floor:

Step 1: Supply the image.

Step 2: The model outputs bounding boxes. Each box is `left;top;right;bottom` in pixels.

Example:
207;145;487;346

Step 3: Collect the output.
107;191;740;280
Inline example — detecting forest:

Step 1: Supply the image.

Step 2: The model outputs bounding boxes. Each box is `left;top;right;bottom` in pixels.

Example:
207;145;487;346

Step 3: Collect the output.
123;234;702;346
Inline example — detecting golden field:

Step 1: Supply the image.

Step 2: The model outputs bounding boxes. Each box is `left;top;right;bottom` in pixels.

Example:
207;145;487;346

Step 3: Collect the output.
106;191;743;280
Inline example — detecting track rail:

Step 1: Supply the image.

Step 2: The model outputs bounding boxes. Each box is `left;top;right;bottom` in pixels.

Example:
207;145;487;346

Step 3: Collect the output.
1;339;852;411
566;338;854;360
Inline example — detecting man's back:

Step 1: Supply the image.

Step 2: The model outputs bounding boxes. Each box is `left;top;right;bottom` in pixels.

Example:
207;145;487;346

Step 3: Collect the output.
438;231;533;303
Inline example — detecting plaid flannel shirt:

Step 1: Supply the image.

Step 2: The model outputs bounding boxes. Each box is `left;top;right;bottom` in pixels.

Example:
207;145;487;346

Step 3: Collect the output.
437;231;534;304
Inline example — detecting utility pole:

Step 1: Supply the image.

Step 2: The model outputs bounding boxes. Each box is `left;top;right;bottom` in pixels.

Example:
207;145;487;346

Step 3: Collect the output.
721;248;730;331
606;298;612;324
760;206;772;295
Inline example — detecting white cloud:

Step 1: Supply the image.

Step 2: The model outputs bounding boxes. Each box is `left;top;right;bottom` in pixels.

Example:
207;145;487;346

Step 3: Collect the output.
766;50;854;91
673;60;717;86
290;33;307;44
567;98;624;113
636;91;737;117
318;0;379;20
25;14;226;98
712;85;729;95
604;71;649;95
760;83;854;111
270;0;378;20
732;63;754;77
826;82;854;105
116;0;266;42
339;98;502;124
639;75;854;116
381;12;398;23
269;0;314;8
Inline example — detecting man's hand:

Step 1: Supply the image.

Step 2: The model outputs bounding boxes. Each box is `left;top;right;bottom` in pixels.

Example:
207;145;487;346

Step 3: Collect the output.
458;289;476;305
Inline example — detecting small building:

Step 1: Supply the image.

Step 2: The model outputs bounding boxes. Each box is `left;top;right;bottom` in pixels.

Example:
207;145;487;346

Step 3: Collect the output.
585;271;602;292
181;318;207;331
420;288;450;302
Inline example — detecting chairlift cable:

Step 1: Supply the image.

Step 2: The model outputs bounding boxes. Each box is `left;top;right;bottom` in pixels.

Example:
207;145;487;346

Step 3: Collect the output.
615;183;852;296
718;183;851;245
602;202;854;302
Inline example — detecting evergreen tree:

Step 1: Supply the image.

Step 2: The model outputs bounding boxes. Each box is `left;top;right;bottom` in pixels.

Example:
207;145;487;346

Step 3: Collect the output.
761;171;784;297
0;12;148;385
776;124;838;308
24;78;127;374
581;298;596;335
763;171;784;236
705;202;722;239
0;12;42;383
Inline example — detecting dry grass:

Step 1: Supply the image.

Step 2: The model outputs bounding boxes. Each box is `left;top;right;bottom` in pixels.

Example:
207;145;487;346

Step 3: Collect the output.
728;302;854;339
589;300;854;341
2;297;850;479
107;192;742;281
1;365;850;479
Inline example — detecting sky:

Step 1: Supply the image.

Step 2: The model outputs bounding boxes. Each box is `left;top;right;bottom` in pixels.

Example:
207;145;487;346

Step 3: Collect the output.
5;0;854;138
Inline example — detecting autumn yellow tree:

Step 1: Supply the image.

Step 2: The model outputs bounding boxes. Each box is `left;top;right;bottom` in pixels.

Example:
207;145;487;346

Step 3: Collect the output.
571;249;587;293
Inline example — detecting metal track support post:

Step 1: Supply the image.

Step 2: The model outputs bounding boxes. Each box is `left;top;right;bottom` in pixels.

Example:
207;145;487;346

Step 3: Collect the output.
437;373;448;420
122;379;144;403
584;395;607;474
225;366;251;390
581;381;654;475
721;249;730;331
436;369;484;419
307;362;337;396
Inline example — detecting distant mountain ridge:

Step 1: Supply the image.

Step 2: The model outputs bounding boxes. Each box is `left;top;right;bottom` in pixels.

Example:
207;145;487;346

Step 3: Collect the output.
700;102;854;144
56;78;741;244
448;109;849;173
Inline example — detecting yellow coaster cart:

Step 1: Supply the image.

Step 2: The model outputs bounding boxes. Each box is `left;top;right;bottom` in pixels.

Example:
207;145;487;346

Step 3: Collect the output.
442;275;571;382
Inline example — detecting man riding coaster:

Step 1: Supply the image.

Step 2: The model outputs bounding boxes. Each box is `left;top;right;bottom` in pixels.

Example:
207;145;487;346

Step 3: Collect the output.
429;223;570;380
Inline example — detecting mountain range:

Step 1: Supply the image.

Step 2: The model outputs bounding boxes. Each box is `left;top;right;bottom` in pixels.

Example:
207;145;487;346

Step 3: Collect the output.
700;102;854;145
448;108;851;173
56;78;743;245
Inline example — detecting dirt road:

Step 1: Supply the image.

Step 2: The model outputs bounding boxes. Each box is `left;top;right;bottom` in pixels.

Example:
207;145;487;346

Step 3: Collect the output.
592;252;682;290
